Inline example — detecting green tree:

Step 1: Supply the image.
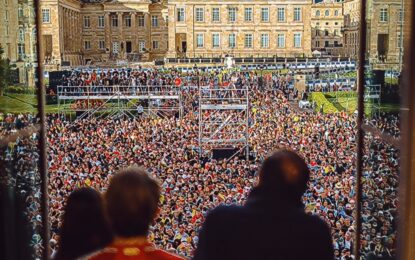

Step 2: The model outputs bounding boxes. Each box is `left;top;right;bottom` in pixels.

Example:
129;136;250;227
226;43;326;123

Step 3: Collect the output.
0;45;15;96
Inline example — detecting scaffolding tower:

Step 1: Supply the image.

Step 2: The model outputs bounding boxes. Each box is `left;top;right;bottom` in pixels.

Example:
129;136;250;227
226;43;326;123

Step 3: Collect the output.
364;84;382;116
198;84;250;160
57;85;183;120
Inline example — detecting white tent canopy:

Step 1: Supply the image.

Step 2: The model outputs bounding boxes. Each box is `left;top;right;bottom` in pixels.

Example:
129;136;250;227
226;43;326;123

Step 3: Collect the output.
312;50;322;57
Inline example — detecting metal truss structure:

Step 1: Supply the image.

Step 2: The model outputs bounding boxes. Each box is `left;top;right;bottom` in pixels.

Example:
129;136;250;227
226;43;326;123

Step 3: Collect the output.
57;85;183;120
364;84;382;116
198;84;250;161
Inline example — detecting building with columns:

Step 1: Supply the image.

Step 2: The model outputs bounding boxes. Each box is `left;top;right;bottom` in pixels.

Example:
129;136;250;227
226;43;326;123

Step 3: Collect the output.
1;0;37;86
39;0;168;69
166;0;312;58
366;0;405;70
1;0;19;64
310;0;344;56
342;0;360;59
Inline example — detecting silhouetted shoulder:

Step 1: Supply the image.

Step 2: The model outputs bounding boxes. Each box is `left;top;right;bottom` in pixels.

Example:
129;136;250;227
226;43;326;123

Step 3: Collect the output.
206;204;245;220
304;213;332;233
202;204;248;230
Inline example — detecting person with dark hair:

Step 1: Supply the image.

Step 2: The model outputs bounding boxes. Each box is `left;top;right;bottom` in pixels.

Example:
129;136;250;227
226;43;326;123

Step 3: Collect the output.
88;167;183;260
55;187;112;260
194;149;334;260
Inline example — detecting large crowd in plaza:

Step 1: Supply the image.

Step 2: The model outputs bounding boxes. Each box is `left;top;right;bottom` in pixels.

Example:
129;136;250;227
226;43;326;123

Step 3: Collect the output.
0;68;399;259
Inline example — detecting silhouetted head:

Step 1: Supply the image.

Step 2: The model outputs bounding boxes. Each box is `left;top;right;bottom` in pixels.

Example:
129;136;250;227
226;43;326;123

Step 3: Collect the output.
257;149;310;204
106;166;160;238
57;187;112;260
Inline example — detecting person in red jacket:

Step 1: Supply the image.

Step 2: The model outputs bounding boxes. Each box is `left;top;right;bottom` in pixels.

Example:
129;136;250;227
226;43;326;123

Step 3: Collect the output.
87;167;184;260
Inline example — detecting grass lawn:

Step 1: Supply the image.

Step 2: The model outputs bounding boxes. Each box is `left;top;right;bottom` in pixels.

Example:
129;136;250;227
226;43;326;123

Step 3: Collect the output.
0;94;62;114
385;77;399;85
326;95;400;115
0;95;38;113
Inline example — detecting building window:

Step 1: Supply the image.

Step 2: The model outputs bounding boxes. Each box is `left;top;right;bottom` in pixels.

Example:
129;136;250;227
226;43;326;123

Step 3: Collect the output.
139;41;146;52
18;6;23;18
294;33;302;48
294;7;301;21
277;34;285;48
125;15;131;27
196;33;204;48
84;41;91;50
245;34;253;48
334;10;339;16
380;8;388;22
212;33;220;48
151;15;158;27
152;41;159;50
316;41;320;47
334;29;338;36
399;8;404;22
277;7;285;22
228;7;236;22
261;7;269;22
212;7;220;22
126;41;132;53
112;42;119;54
98;16;105;28
42;9;50;23
138;15;144;27
195;8;204;22
397;33;403;48
261;34;269;48
18;44;25;59
244;7;253;22
177;7;185;22
83;16;90;28
325;30;329;36
19;29;25;42
112;15;118;27
316;10;320;17
325;10;330;16
99;40;105;50
229;33;236;48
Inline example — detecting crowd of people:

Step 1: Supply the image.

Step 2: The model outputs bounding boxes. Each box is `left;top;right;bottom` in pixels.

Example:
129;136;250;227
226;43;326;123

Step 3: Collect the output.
0;68;400;259
367;112;400;138
0;113;44;257
58;68;290;96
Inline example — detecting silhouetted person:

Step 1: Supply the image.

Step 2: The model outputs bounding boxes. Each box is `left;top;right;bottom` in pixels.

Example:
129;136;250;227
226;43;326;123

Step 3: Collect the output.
88;167;183;260
55;187;112;260
194;149;334;260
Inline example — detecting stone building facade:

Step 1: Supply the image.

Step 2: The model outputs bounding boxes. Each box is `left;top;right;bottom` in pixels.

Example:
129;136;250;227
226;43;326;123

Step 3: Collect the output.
167;0;312;58
1;0;19;63
0;0;37;86
367;0;404;70
342;0;360;59
310;0;343;56
39;0;168;69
